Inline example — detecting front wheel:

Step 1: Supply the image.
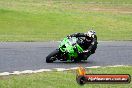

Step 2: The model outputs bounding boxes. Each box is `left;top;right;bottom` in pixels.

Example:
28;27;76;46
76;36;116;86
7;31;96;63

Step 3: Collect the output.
46;49;59;63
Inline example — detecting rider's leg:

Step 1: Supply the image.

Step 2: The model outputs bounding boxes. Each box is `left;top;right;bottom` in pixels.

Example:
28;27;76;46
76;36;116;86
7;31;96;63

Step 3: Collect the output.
91;43;97;54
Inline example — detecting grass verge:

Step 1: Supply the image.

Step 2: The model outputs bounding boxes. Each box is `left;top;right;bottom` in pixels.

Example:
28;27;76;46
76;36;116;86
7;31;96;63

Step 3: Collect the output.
0;66;132;88
0;0;132;41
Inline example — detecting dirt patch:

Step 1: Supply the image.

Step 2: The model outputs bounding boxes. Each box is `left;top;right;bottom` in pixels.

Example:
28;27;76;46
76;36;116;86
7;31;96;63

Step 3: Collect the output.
88;8;132;13
59;2;132;14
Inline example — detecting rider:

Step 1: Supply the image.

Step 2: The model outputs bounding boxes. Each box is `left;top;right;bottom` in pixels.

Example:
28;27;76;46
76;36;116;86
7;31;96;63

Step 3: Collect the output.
67;30;98;59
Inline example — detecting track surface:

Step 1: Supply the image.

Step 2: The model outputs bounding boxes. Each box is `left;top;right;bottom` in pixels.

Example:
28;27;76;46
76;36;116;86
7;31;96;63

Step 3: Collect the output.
0;41;132;72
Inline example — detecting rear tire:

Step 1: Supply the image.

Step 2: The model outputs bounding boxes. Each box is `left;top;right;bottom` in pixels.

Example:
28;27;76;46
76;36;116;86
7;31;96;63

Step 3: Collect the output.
74;58;81;63
46;49;59;63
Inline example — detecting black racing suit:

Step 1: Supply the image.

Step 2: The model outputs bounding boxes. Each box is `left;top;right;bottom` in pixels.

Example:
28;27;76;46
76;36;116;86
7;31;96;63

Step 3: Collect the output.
68;33;98;59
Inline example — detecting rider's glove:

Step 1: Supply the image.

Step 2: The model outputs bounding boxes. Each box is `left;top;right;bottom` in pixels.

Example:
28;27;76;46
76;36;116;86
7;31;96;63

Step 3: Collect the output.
82;50;89;53
78;50;89;54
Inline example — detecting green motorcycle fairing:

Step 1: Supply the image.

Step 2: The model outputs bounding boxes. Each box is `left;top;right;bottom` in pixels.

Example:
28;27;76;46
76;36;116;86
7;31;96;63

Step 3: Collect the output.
59;37;84;60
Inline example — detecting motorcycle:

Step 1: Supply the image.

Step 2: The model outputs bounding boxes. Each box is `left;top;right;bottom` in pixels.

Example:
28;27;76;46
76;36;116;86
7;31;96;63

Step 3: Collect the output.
46;37;90;63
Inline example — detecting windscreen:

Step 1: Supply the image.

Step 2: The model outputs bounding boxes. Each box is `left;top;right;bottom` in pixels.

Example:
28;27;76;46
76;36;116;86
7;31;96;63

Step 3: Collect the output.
68;37;77;45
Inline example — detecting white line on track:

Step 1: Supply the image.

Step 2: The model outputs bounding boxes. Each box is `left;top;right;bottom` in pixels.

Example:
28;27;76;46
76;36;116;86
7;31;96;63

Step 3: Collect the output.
0;65;128;76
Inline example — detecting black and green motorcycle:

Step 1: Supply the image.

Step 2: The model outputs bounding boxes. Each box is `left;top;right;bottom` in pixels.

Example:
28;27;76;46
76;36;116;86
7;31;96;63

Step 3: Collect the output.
46;37;90;63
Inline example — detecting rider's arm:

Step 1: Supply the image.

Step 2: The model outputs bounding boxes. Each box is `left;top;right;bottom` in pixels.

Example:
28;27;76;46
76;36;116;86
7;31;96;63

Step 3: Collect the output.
85;35;98;52
68;33;86;37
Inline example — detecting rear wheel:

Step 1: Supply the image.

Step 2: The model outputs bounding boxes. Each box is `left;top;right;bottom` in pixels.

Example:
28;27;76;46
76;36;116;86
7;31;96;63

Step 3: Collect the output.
46;49;59;63
74;58;81;62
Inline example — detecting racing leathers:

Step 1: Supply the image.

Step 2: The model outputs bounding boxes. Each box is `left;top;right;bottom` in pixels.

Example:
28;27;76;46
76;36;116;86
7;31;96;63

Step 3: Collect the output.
68;33;98;59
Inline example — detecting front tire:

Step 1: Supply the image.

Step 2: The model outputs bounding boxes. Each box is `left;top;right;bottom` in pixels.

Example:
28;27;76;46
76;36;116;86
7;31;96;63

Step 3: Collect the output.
46;49;59;63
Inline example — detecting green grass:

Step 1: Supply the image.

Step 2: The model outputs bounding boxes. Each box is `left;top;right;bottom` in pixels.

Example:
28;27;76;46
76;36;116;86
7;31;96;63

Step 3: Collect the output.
0;66;132;88
0;0;132;41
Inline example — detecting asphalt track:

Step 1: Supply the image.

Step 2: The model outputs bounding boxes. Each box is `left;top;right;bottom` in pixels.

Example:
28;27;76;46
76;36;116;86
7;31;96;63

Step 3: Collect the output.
0;41;132;72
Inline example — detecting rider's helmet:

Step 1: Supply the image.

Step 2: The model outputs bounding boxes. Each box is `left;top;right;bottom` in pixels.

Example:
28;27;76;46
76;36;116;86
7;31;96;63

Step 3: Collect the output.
87;30;96;37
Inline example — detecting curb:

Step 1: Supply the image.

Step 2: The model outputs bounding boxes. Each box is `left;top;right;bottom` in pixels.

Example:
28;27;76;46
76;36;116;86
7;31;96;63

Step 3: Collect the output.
0;65;129;76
